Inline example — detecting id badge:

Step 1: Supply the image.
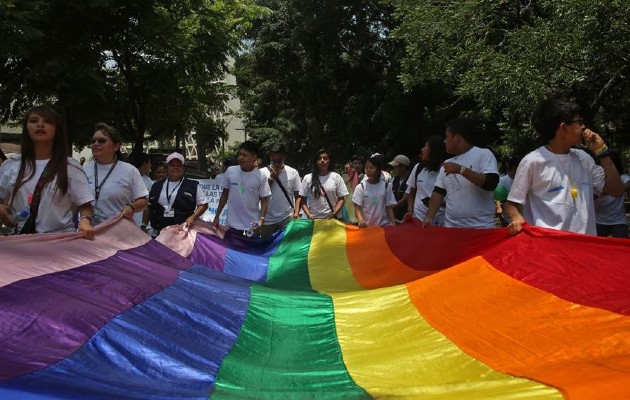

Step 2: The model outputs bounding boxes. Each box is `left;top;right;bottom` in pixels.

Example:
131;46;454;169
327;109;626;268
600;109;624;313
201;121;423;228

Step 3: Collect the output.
164;209;175;218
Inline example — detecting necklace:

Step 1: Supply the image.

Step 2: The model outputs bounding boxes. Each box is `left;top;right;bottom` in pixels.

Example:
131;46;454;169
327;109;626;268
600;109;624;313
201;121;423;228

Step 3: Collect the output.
546;146;578;200
94;159;118;201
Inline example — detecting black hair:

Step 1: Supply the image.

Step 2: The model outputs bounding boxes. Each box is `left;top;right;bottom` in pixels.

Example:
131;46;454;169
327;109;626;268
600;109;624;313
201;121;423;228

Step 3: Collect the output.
310;148;333;198
94;122;124;161
500;155;521;174
11;105;70;207
445;117;477;143
129;152;150;169
424;135;448;172
239;140;260;157
531;98;582;141
366;153;385;173
351;154;364;162
269;143;286;154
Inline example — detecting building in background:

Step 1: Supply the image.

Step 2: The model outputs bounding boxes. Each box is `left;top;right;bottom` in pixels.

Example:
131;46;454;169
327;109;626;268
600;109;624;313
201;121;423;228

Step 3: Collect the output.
74;59;244;177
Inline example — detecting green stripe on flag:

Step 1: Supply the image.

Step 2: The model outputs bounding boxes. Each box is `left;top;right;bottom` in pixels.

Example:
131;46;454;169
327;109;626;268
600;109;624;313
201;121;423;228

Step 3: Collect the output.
266;220;314;289
212;283;370;399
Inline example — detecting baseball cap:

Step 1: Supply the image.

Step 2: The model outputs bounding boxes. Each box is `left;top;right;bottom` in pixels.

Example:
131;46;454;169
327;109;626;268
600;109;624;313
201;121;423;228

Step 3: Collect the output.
388;154;410;167
166;152;185;164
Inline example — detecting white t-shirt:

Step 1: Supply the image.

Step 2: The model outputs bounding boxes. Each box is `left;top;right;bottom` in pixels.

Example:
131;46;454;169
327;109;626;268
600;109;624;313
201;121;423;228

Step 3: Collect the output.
435;146;498;228
222;166;271;230
299;172;349;219
352;180;396;226
406;164;444;225
133;174;154;227
508;146;605;235
0;156;93;233
260;165;301;224
594;173;630;225
156;178;207;208
142;175;153;191
84;160;149;225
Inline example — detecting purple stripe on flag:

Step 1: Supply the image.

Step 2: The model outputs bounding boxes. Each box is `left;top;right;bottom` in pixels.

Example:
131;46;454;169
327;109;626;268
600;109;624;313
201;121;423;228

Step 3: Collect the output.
187;233;228;272
0;240;192;380
0;266;252;400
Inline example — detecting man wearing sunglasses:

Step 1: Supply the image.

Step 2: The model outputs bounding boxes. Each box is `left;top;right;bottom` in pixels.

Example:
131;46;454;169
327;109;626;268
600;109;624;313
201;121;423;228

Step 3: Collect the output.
259;143;301;238
505;97;624;235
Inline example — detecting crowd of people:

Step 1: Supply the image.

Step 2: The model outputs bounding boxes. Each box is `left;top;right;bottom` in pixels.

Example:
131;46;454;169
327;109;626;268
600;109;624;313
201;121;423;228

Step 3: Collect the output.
1;96;629;240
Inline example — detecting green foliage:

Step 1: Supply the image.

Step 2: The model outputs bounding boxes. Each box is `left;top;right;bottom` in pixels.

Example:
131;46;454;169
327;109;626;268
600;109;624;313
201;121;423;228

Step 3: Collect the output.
235;0;433;171
0;0;265;153
390;0;630;157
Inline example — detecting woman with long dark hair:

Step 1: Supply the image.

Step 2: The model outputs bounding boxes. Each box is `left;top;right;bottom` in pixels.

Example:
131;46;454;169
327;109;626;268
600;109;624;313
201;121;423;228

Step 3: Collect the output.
295;149;348;220
405;135;448;224
0;105;95;237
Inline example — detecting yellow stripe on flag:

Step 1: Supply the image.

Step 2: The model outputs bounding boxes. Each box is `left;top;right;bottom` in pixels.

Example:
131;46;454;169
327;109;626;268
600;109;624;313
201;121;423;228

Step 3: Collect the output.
309;220;363;292
331;284;561;399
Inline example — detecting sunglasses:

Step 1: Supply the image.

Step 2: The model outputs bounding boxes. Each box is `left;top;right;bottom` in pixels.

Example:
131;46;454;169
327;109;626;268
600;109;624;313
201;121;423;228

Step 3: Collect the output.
91;137;109;144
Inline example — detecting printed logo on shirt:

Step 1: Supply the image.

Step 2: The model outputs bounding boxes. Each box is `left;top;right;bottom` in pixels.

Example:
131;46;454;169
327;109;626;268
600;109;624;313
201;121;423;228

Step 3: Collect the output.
548;185;564;193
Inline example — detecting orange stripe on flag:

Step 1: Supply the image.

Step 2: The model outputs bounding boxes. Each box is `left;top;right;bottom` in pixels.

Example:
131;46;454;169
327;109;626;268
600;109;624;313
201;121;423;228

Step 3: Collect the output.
346;225;436;289
407;256;630;399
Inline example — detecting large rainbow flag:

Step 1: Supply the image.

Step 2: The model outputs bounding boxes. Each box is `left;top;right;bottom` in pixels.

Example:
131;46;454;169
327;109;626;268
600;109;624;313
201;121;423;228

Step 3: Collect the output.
0;218;629;399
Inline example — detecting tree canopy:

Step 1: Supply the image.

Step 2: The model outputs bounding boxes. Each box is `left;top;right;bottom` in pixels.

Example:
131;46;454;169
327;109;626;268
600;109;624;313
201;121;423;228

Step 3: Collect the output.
234;0;435;170
4;0;630;167
235;0;630;168
0;0;265;156
390;0;630;157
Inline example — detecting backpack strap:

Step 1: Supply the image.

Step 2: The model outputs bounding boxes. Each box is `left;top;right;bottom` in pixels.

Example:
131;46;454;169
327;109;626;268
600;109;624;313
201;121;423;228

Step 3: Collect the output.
19;159;57;234
268;167;294;210
316;176;336;213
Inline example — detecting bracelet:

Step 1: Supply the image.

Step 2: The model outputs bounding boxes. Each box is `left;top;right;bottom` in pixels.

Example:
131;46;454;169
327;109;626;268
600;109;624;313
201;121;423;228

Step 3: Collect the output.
460;165;466;175
80;215;92;222
126;203;136;212
595;144;612;159
597;149;612;160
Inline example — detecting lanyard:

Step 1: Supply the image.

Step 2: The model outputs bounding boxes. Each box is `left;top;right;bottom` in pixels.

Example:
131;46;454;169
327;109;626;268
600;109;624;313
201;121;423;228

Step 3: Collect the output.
166;179;183;208
94;160;118;201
